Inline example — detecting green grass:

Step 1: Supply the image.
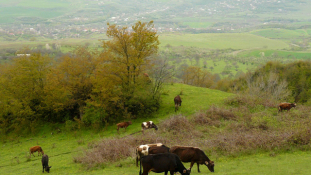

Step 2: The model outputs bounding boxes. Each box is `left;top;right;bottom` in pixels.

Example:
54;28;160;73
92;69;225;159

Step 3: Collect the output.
159;33;289;50
250;28;308;39
239;50;311;59
0;83;232;174
0;0;75;23
1;83;311;174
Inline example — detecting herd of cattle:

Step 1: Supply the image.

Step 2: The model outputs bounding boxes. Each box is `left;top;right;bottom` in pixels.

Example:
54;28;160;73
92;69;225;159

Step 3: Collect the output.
27;94;296;174
29;143;214;175
136;143;214;175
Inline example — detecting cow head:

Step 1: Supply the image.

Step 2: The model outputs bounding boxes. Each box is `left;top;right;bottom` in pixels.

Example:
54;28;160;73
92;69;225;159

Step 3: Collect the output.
291;103;296;108
205;160;214;172
45;166;52;173
182;169;191;175
152;123;158;130
128;121;132;125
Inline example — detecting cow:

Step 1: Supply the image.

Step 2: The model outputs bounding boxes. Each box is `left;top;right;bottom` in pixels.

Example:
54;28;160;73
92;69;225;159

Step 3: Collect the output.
29;145;44;157
278;102;296;112
116;121;132;132
136;143;170;167
170;146;214;173
139;153;191;175
141;121;158;133
41;154;52;173
174;95;182;112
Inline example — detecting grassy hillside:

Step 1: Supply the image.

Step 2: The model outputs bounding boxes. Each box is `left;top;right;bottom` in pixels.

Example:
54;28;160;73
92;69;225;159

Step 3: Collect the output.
239;50;311;59
0;83;232;174
1;83;311;174
159;33;289;50
250;28;309;40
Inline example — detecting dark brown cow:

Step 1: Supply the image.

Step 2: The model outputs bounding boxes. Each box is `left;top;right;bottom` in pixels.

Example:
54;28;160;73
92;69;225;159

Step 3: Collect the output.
136;143;170;167
174;95;182;112
41;154;52;173
116;121;132;132
30;145;44;157
170;146;214;173
278;102;296;112
139;153;191;175
141;121;158;133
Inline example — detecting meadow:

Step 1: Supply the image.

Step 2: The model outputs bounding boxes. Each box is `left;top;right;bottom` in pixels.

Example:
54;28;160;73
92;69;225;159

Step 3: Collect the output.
1;83;311;174
158;33;289;50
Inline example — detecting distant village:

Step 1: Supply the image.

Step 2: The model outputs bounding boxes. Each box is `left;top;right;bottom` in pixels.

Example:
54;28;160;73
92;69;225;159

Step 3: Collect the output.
0;0;294;41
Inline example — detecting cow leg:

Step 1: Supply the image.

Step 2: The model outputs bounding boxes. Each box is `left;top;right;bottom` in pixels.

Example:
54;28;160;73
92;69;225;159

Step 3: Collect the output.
189;161;195;171
42;165;45;173
197;163;201;173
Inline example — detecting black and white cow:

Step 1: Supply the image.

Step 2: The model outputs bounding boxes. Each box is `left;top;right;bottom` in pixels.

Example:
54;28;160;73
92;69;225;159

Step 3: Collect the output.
141;121;158;133
136;143;170;167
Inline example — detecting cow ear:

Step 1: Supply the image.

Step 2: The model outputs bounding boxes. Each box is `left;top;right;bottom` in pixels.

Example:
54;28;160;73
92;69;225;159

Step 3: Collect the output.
205;161;209;165
183;169;186;173
49;166;52;168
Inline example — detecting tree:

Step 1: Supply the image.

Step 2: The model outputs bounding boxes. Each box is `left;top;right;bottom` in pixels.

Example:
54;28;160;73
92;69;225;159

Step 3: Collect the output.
48;47;98;120
93;21;160;120
0;52;53;133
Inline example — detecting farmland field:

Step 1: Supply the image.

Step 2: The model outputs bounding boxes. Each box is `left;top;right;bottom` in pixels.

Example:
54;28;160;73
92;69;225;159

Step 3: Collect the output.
239;50;311;59
250;29;309;39
159;33;289;50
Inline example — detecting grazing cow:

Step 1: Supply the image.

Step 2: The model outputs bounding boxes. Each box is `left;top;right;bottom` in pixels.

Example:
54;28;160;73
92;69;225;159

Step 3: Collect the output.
136;143;170;167
29;146;44;157
278;102;296;112
141;121;158;133
116;121;132;132
170;146;214;173
174;95;182;112
41;154;52;173
139;153;191;175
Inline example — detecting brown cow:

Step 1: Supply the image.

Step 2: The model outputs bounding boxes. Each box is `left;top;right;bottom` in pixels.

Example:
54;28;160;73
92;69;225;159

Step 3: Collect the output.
136;143;170;167
278;102;296;112
170;146;214;173
30;145;44;157
174;95;182;112
116;121;132;132
141;121;158;133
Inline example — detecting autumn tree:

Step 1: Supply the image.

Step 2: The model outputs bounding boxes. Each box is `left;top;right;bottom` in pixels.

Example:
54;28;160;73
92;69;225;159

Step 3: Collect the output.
0;53;53;133
47;47;98;121
93;21;160;121
182;66;215;88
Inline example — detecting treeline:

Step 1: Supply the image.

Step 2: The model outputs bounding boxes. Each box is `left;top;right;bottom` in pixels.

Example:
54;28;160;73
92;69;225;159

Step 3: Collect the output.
0;21;171;135
229;61;311;103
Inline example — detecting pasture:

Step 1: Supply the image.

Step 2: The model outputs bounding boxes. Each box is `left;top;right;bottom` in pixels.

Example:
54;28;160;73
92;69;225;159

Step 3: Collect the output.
159;33;289;50
239;50;311;59
250;28;309;40
1;83;311;174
